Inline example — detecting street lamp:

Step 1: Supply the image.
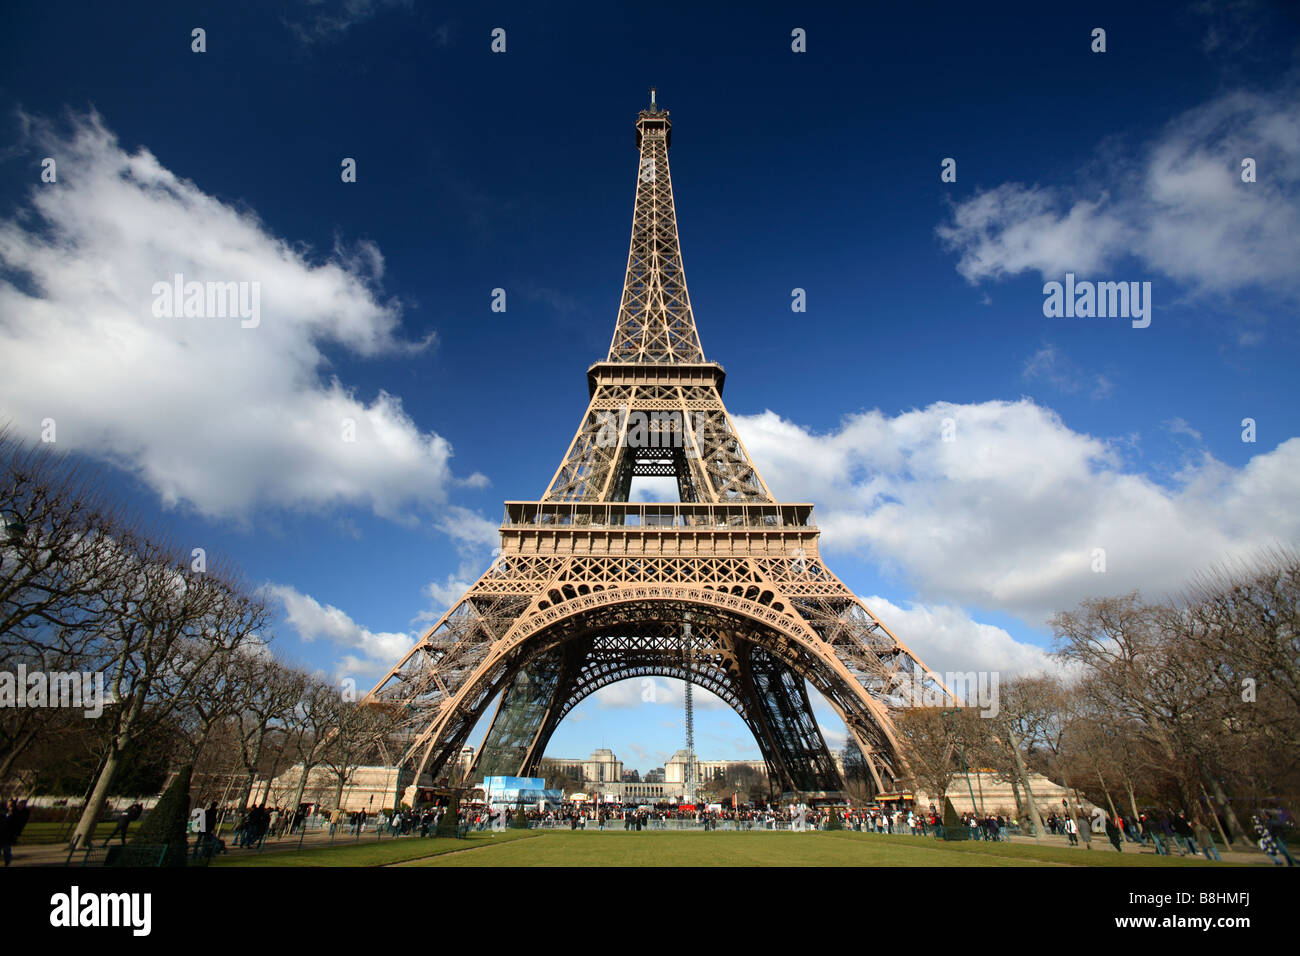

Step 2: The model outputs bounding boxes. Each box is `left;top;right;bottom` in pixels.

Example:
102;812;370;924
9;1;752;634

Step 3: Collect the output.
940;709;980;823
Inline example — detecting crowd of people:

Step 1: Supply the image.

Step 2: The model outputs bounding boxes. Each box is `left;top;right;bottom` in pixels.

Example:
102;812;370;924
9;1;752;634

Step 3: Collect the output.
228;805;309;848
1040;806;1293;864
3;791;1291;866
421;803;951;834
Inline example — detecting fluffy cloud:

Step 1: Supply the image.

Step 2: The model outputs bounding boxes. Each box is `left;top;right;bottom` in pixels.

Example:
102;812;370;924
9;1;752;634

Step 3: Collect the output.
0;111;462;522
592;677;728;710
806;597;1063;751
267;583;412;680
434;506;502;550
937;84;1300;300
859;595;1062;677
735;401;1300;624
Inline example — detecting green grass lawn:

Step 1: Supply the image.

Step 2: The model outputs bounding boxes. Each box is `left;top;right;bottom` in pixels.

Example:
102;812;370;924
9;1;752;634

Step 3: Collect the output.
18;821;115;845
402;830;1227;868
201;829;1243;868
212;830;537;867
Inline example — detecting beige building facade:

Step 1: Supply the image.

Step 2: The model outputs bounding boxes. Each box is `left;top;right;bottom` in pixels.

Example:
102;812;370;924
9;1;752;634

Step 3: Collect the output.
919;770;1075;816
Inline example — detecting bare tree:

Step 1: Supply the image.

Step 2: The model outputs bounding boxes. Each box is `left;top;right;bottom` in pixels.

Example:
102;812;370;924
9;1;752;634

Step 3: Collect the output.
893;706;984;811
171;587;271;765
219;652;305;812
321;699;395;810
1053;591;1259;842
70;537;264;849
285;676;344;811
0;432;124;782
1183;548;1300;712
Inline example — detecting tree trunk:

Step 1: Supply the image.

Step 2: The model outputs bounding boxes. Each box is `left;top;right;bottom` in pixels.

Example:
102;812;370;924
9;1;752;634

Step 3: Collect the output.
70;693;140;849
1056;757;1081;835
1124;776;1141;823
1203;773;1248;844
71;741;123;849
292;762;313;810
1005;728;1045;839
1200;781;1232;847
1096;770;1119;818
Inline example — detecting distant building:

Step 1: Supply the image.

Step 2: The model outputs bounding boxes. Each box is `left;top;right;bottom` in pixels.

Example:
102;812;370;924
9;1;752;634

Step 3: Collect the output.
545;748;771;802
665;749;768;787
917;770;1074;816
251;746;474;812
548;748;623;784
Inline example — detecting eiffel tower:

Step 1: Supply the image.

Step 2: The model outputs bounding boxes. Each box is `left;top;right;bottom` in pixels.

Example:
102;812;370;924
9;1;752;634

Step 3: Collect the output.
367;92;943;801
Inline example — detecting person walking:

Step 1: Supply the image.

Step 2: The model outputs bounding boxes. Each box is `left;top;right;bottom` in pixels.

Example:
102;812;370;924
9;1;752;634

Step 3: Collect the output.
1252;815;1289;865
1106;814;1123;852
1193;819;1221;862
8;800;29;844
103;802;142;847
1253;814;1296;866
0;799;14;866
1140;814;1165;855
190;804;208;859
1173;812;1198;855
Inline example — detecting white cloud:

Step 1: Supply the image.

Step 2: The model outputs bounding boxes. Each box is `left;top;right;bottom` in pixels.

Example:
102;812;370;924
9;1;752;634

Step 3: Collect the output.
593;678;671;709
1165;417;1204;443
628;476;680;502
434;506;501;550
592;677;727;710
937;84;1300;301
413;573;476;626
0;111;466;523
860;596;1062;677
268;583;412;679
938;185;1128;284
285;0;414;45
1022;344;1113;400
735;401;1300;624
423;575;475;613
819;725;848;751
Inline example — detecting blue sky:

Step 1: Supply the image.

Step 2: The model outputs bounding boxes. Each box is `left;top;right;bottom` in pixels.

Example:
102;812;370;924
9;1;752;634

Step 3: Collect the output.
1;1;1297;772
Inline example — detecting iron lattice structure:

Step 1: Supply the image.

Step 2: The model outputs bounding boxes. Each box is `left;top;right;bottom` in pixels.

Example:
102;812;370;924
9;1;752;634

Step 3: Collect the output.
366;95;946;799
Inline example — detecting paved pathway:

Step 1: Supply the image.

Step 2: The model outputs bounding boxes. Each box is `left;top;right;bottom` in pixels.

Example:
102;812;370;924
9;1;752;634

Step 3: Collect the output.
9;824;418;867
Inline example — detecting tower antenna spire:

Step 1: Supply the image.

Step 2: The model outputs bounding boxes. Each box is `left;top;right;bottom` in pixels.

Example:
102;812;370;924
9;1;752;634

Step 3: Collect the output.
650;86;656;110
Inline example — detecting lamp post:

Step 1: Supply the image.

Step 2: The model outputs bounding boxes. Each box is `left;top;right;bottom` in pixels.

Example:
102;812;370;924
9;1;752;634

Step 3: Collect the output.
940;709;980;821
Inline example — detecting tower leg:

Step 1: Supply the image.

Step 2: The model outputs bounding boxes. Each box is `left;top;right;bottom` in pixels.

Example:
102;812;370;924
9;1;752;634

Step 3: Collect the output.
746;647;844;793
469;646;569;779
